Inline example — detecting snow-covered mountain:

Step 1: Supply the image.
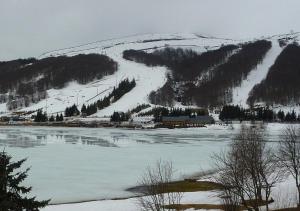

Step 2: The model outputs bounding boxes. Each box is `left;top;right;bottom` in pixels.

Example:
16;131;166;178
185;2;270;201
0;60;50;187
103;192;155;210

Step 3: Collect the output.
1;32;300;117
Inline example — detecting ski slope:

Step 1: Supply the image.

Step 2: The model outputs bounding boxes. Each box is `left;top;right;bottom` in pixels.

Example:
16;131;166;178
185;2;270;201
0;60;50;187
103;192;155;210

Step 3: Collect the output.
0;33;238;117
231;39;283;107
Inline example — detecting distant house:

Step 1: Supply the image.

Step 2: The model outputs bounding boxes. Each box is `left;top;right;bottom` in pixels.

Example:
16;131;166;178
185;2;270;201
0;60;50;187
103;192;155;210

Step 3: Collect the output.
162;115;215;127
0;116;10;122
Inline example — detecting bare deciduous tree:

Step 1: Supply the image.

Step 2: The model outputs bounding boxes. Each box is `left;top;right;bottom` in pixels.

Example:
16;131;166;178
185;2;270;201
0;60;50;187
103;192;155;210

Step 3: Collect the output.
214;125;284;211
278;126;300;207
137;160;183;211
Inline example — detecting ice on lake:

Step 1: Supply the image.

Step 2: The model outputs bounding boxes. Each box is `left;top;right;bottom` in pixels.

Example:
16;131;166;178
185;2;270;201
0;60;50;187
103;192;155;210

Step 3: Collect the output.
0;124;287;203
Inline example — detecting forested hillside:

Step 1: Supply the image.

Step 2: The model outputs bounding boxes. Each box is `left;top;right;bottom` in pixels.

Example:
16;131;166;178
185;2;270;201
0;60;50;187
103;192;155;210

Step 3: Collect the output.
124;40;272;107
124;45;239;106
247;43;300;106
124;45;238;81
1;33;299;117
0;54;117;110
186;40;272;107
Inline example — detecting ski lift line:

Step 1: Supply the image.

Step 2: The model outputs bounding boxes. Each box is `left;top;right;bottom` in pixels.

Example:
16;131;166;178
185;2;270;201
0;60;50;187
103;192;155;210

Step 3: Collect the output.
86;88;112;103
87;84;112;88
45;46;104;58
89;77;110;85
38;33;207;58
38;33;159;58
138;44;206;52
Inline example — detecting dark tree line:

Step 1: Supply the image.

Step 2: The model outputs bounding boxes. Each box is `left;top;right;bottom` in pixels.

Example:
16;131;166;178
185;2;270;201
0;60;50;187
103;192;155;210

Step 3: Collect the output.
0;54;118;110
96;78;136;112
129;104;151;114
248;43;300;106
168;107;208;117
34;110;48;122
185;40;272;107
139;107;208;122
68;79;136;117
219;105;299;122
81;103;97;116
110;111;130;122
34;109;64;122
65;104;80;117
110;79;136;102
123;45;238;81
154;45;238;81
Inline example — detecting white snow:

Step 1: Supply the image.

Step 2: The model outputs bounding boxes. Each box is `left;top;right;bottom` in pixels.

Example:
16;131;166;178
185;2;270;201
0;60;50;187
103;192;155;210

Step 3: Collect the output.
1;33;300;116
42;170;300;211
42;191;221;211
231;39;283;107
0;33;240;116
0;103;7;114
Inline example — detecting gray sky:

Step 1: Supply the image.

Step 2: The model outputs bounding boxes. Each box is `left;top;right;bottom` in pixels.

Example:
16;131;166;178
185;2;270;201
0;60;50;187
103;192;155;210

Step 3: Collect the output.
1;0;300;60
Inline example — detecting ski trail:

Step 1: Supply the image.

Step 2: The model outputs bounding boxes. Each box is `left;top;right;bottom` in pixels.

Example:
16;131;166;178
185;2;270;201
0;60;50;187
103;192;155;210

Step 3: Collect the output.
231;40;282;107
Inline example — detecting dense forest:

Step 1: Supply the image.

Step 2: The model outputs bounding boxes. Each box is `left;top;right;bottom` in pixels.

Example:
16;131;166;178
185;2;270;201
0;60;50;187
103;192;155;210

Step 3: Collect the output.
139;107;208;122
0;54;118;110
185;40;272;107
247;43;300;106
123;45;238;81
219;105;300;122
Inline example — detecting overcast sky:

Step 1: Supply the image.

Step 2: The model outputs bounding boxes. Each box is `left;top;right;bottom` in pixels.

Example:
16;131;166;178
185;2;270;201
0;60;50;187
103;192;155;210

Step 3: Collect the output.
1;0;300;60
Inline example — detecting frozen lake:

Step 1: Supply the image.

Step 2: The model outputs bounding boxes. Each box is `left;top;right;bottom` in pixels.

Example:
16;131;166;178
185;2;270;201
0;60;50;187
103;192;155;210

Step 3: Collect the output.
0;124;287;203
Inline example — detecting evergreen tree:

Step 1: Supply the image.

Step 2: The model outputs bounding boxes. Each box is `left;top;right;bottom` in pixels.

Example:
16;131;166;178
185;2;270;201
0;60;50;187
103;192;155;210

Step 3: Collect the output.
81;104;87;114
55;114;60;122
111;112;121;122
285;112;293;122
291;110;297;121
277;110;285;122
34;110;47;122
0;151;49;210
49;115;55;122
64;104;80;117
59;114;64;121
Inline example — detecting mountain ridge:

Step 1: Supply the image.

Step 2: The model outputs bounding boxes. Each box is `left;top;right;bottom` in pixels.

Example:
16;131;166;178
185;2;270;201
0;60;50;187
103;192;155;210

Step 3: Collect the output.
0;32;300;118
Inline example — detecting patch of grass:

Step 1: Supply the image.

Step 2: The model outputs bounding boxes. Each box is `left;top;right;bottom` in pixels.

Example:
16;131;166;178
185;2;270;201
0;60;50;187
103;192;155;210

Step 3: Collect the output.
162;180;223;193
244;199;269;207
164;199;272;211
165;204;224;210
126;179;223;194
